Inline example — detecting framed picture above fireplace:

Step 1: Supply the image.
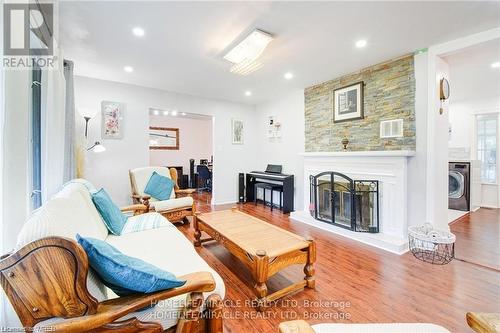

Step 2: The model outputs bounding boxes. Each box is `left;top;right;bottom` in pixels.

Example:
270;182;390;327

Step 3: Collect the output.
333;81;364;123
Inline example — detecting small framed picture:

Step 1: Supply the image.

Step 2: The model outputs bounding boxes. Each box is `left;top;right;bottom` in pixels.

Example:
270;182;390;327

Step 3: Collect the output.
232;119;244;144
333;81;364;123
149;127;179;150
101;101;125;139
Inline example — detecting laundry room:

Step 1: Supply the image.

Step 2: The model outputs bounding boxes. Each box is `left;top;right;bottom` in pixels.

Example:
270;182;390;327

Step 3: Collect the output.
446;39;500;219
443;38;500;270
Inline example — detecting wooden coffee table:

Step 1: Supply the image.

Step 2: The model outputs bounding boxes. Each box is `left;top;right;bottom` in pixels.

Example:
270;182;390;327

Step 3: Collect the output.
193;208;316;310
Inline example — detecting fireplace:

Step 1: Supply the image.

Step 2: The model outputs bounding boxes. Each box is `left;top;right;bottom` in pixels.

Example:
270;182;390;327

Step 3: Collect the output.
309;172;379;233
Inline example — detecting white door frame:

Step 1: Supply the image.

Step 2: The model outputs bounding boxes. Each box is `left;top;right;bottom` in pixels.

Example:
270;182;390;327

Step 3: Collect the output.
426;27;500;230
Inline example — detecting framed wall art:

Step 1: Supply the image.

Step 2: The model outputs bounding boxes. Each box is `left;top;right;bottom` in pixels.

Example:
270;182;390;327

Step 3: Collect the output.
333;81;364;123
101;101;125;139
232;118;244;144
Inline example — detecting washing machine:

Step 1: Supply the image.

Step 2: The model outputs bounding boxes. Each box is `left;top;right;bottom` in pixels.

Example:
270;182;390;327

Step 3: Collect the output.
449;162;470;211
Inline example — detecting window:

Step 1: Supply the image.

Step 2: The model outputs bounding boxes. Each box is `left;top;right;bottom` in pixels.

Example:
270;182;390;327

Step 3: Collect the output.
477;115;497;184
31;67;42;209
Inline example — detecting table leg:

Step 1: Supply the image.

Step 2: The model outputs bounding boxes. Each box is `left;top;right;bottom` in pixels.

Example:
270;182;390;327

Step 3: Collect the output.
254;250;269;311
304;239;316;289
193;213;202;247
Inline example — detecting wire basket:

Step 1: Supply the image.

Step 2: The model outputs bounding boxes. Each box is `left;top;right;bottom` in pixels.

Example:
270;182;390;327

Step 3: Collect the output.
408;223;456;265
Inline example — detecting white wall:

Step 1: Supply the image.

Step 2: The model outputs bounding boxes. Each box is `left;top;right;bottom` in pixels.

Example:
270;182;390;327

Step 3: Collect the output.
149;115;213;173
74;76;257;206
426;56;451;231
448;103;474;152
255;90;305;210
407;53;429;227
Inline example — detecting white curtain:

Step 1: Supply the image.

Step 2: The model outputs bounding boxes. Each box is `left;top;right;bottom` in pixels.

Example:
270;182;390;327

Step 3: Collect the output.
41;47;67;202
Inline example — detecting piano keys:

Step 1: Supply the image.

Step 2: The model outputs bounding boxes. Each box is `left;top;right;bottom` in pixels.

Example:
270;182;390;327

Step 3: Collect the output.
245;171;294;213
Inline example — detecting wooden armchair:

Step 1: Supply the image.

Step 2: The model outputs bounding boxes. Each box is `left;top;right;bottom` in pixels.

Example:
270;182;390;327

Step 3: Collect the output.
129;167;196;224
0;237;223;333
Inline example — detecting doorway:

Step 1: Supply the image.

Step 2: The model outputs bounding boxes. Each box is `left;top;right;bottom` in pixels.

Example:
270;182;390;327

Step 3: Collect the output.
442;38;500;270
148;108;214;204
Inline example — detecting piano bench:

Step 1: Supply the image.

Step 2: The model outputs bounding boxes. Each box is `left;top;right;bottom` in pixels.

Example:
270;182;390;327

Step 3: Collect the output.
254;183;284;211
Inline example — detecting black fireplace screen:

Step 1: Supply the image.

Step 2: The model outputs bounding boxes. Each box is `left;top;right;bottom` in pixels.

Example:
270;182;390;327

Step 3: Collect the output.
309;172;379;233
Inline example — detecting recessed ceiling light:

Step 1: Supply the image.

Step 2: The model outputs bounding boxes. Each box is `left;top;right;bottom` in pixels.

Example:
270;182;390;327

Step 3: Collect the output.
181;112;186;116
355;39;367;48
163;110;169;116
132;27;145;37
124;66;134;73
284;72;294;80
245;91;252;96
171;110;178;116
153;110;159;116
491;62;500;68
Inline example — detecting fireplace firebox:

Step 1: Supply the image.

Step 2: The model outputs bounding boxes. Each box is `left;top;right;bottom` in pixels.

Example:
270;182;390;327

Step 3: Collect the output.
309;172;379;233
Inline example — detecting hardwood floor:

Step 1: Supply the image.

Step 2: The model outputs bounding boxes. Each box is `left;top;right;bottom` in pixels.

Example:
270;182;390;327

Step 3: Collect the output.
450;208;500;271
182;192;500;333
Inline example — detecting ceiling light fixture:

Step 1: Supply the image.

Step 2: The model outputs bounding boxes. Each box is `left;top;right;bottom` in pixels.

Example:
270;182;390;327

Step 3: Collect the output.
491;62;500;68
224;29;273;76
171;110;178;116
124;66;134;73
355;39;367;48
163;110;169;116
181;112;186;116
153;110;159;116
132;27;145;37
245;91;252;96
284;72;294;80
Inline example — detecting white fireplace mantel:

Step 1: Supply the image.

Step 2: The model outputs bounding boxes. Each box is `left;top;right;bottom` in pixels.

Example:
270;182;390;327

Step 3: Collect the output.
290;151;415;254
300;150;416;157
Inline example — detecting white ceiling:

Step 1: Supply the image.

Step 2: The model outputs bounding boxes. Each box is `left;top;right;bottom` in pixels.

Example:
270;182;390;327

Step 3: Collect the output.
59;1;500;105
445;38;500;110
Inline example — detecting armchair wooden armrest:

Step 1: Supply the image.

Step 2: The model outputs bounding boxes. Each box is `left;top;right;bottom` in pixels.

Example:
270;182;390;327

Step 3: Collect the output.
467;312;500;333
121;204;149;215
42;272;216;333
1;237;222;333
279;320;315;333
131;194;151;208
175;188;196;197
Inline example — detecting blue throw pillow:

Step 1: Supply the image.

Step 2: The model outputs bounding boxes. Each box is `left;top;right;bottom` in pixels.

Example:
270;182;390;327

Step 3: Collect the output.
144;171;174;201
76;234;186;296
91;188;128;235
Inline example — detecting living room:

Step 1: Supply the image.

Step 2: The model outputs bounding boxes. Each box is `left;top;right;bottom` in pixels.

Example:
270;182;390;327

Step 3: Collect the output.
1;2;500;333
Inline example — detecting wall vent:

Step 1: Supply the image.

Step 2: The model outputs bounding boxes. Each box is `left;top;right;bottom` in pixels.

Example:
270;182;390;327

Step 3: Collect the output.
380;119;404;138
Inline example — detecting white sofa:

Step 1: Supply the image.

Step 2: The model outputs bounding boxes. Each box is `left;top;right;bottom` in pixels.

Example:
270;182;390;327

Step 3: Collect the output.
14;179;225;331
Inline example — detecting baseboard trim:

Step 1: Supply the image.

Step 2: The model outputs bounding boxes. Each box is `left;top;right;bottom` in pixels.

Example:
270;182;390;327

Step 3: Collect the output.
290;210;408;255
480;204;498;209
212;200;238;206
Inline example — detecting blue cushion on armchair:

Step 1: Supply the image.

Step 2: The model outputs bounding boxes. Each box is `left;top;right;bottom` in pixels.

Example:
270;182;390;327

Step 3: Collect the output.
144;171;174;201
76;234;186;296
91;188;128;235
